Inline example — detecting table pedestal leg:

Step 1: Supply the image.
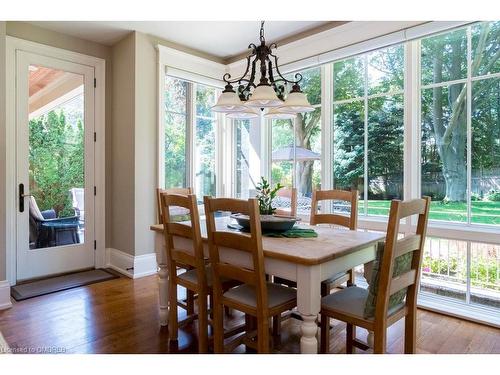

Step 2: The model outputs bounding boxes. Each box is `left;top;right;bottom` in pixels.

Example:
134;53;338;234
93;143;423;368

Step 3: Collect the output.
367;331;374;348
155;235;169;327
158;263;169;326
297;264;321;354
300;314;319;354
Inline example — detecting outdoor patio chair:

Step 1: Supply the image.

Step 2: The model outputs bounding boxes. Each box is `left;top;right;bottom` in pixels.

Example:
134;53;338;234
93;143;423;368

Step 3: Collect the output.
28;196;80;248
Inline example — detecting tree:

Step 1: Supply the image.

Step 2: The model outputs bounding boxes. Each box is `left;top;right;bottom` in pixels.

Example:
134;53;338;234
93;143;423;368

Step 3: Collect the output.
422;22;500;202
29;106;84;217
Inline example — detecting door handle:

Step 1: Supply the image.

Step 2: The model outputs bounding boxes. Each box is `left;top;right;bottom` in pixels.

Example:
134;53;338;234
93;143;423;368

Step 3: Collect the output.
18;183;32;212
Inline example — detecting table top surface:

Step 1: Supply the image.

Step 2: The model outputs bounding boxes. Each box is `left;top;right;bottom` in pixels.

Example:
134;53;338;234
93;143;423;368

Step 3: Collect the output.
150;216;385;266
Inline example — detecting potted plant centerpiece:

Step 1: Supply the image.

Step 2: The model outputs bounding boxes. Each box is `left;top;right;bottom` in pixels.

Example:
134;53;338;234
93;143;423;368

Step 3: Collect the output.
231;177;299;232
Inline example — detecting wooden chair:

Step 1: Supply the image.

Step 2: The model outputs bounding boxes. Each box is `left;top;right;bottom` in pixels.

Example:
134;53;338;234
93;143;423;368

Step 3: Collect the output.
161;193;210;352
310;189;359;295
156;188;196;319
274;187;297;217
204;197;297;353
319;197;431;354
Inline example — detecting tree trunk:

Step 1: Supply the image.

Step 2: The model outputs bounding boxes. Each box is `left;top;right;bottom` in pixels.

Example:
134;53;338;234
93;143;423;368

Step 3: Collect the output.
431;40;467;202
294;114;315;196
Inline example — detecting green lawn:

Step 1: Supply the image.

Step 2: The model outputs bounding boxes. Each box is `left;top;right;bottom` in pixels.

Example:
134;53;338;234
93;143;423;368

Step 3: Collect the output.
364;200;500;225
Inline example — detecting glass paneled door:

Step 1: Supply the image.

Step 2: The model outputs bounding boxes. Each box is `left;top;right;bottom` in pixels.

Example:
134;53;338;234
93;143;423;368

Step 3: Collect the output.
16;51;95;281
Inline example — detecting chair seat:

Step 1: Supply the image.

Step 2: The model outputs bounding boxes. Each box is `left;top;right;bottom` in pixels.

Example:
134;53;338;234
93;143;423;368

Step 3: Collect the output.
223;282;296;310
321;286;404;321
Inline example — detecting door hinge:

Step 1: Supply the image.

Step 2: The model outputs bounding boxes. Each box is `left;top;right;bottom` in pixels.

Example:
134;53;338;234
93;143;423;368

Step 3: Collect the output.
94;240;97;250
94;132;97;142
94;186;97;196
94;78;97;88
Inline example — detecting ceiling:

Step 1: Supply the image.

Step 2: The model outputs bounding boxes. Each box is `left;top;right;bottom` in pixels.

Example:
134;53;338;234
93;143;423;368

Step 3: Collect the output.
28;21;339;60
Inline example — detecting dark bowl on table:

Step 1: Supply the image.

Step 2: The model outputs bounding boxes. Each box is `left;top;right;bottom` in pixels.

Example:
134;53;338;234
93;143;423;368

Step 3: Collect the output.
230;213;299;232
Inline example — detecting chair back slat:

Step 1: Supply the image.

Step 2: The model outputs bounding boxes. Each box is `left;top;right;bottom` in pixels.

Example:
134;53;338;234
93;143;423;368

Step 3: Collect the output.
213;232;254;253
393;234;421;258
274;188;297;217
171;250;197;268
397;199;427;219
204;196;269;315
310;213;351;228
166;222;194;238
373;196;431;324
161;193;206;286
217;263;257;285
156;187;192;224
310;189;358;230
208;198;250;216
389;269;417;296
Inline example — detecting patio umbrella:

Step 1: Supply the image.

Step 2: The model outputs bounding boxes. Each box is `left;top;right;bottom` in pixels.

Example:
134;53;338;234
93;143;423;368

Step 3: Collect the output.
272;146;321;161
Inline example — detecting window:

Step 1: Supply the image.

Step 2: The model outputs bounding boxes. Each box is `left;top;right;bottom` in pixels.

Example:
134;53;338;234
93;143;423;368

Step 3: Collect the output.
162;74;220;197
332;45;405;216
164;76;189;189
421;21;500;226
195;84;218;197
271;67;322;214
234;119;261;199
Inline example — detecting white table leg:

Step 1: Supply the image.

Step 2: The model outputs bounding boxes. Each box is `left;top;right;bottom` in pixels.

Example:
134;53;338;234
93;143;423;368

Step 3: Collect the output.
367;331;374;348
296;264;321;354
155;233;169;327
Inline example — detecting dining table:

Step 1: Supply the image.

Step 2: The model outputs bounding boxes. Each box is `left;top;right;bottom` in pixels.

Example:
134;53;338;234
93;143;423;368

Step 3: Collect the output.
150;216;385;354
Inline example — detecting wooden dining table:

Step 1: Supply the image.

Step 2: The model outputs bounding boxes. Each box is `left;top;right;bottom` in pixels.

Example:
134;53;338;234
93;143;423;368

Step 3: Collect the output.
150;216;385;354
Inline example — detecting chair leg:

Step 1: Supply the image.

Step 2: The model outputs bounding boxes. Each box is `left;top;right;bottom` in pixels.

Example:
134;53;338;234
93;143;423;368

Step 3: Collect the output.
197;292;209;353
168;279;178;341
257;316;270;353
321;281;330;297
186;289;195;315
320;314;330;353
404;311;417;354
212;299;224;354
346;323;355;354
209;294;214;320
272;314;282;339
373;327;386;354
347;268;355;287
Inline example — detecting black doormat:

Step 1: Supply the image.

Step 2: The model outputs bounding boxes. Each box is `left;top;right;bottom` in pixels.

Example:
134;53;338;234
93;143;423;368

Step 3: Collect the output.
11;269;120;301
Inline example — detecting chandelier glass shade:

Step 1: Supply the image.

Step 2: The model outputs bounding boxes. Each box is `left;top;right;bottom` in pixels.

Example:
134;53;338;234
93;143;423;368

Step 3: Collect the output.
213;21;314;118
263;107;297;119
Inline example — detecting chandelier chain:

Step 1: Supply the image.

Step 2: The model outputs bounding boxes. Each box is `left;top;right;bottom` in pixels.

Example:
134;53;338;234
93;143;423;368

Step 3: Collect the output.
259;21;265;43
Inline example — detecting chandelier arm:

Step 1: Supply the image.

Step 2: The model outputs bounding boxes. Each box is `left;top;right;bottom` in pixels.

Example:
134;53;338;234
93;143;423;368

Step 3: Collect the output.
222;53;255;85
269;53;303;85
238;57;258;100
268;59;285;101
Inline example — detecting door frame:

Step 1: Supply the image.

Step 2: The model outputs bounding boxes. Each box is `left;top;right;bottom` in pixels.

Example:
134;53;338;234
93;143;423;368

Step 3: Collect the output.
5;36;106;285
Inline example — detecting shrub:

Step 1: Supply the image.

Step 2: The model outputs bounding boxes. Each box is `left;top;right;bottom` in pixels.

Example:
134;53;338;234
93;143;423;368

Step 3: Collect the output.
471;192;481;201
487;190;500;202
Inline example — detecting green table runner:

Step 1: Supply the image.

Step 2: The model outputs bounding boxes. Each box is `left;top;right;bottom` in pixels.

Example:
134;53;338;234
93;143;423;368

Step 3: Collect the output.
227;224;318;238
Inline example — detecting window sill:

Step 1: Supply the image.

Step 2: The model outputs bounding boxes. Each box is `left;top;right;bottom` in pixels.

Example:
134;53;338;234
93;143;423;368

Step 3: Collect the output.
418;292;500;329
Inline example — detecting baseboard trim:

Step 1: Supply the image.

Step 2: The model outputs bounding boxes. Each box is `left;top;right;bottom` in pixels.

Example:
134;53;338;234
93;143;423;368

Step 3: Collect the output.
105;248;158;279
0;280;13;310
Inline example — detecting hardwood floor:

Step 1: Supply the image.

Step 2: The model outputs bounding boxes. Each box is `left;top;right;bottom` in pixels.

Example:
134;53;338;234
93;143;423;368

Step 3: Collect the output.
0;274;498;354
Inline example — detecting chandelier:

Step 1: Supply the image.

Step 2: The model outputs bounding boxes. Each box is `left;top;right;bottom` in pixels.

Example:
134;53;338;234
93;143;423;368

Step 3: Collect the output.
212;21;314;120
